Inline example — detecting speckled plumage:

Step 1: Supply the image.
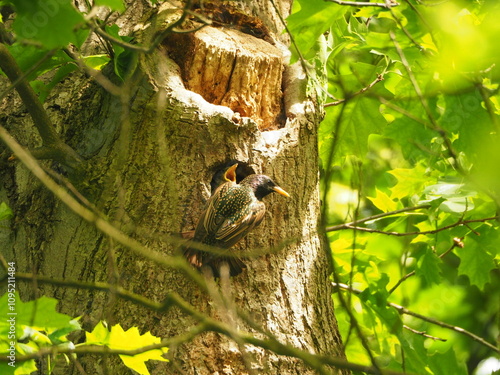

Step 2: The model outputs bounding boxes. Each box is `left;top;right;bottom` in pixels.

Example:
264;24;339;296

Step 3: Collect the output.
184;164;289;277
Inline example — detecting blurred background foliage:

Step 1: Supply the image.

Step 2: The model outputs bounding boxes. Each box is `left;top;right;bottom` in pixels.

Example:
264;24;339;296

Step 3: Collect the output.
288;0;499;374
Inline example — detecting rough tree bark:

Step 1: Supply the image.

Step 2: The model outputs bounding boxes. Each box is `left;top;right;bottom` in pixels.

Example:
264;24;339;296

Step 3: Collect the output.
0;1;347;374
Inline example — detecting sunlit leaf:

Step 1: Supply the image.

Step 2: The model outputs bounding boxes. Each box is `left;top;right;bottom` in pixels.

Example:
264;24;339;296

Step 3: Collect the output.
83;55;111;70
0;293;77;375
368;189;398;213
388;165;429;200
1;294;73;334
86;322;168;375
287;0;347;62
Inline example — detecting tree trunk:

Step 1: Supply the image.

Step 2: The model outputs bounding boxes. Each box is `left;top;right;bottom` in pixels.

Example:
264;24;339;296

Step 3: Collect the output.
0;1;347;374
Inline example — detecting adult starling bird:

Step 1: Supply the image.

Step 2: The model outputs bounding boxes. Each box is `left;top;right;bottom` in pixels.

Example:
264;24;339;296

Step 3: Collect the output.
184;163;289;277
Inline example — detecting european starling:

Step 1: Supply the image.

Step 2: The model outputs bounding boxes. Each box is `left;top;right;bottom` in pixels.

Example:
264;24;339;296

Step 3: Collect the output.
184;163;289;277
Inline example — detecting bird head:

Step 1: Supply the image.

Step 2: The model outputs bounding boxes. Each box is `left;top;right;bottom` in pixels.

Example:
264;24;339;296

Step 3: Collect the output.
223;163;238;183
242;174;290;200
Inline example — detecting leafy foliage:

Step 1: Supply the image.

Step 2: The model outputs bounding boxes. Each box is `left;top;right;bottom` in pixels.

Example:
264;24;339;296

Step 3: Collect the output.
0;293;167;375
0;0;134;100
288;0;500;374
0;293;79;375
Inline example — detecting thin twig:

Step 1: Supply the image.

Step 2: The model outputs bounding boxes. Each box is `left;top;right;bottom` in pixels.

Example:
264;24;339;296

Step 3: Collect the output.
333;215;499;236
325;0;399;8
62;48;122;96
388;238;463;294
325;204;431;232
333;282;500;353
325;74;385;107
403;325;446;341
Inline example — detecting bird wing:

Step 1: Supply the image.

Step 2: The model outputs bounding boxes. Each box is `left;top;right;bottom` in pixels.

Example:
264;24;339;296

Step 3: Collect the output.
192;182;231;243
215;200;266;248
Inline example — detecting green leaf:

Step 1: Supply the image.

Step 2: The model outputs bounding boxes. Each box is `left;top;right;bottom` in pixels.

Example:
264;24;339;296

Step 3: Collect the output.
15;296;72;333
415;248;441;286
0;293;73;336
427;347;468;375
0;202;13;221
82;54;111;70
388;164;429;200
358;274;403;333
457;226;497;290
395;332;433;374
367;189;398;213
0;293;77;374
12;0;86;48
287;0;348;62
439;90;492;156
421;181;477;214
105;24;136;80
0;358;37;375
5;44;73;82
48;319;81;344
383;102;436;162
320;96;386;166
86;322;168;375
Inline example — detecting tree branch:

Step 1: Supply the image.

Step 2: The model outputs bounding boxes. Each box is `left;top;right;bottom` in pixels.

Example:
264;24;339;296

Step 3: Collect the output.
0;324;205;363
403;325;446;341
332;215;499;236
325;204;431;232
88;0;205;55
0;44;83;170
388;237;464;294
0;49;56;102
325;74;385;107
333;282;500;354
62;47;122;96
0;268;415;375
325;0;399;8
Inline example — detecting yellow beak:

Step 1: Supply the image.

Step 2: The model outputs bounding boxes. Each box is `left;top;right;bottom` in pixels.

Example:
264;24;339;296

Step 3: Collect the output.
272;186;290;197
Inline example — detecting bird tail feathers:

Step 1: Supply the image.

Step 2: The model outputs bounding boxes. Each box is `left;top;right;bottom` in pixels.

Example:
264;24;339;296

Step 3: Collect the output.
183;247;246;277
